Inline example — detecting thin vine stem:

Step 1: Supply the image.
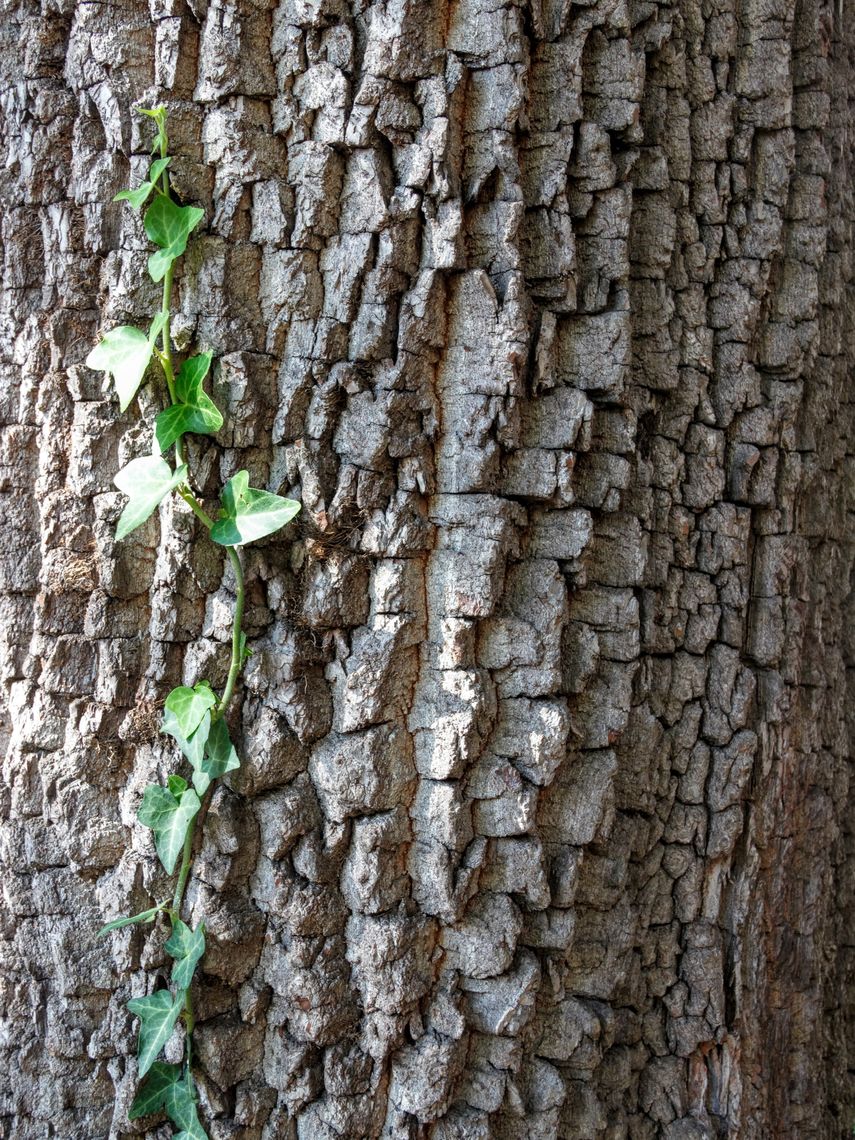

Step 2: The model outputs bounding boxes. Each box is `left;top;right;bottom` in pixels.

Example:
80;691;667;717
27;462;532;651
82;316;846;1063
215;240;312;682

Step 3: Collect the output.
217;547;246;717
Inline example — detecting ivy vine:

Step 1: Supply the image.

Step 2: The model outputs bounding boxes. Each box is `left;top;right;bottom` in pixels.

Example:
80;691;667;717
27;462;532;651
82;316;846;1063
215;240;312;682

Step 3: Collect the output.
88;106;301;1138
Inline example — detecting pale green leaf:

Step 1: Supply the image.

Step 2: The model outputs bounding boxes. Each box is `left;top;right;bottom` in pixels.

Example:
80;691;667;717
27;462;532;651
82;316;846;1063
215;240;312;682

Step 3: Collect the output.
199;718;240;789
144;195;204;283
165;919;206;990
97;903;163;937
126;989;185;1078
85;312;166;412
163;683;217;739
129;1060;181;1119
174;1124;208;1140
114;182;156;209
210;470;301;547
163;708;211;783
137;782;201;875
113;457;188;540
149;156;171;184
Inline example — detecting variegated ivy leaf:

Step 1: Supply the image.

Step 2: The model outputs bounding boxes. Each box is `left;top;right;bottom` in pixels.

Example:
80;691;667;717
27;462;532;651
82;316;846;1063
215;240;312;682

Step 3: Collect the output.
210;470;301;547
126;989;185;1078
163;682;217;739
165;918;205;990
137;780;201;875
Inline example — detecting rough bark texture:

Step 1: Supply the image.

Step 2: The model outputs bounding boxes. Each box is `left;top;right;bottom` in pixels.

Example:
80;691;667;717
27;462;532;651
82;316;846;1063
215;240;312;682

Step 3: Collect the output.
0;0;853;1136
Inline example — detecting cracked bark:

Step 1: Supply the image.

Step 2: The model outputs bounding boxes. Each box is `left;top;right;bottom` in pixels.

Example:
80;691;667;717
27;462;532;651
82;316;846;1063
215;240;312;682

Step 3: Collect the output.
0;0;853;1137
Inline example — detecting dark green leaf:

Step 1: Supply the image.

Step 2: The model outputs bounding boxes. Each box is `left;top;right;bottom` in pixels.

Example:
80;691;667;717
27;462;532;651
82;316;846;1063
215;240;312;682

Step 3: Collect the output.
167;774;188;798
156;352;222;453
113;457;188;540
144;195;204;283
167;1071;207;1140
175;352;213;402
85;312;166;411
155;393;224;453
137;782;201;875
128;1060;181;1119
97;904;163;937
164;683;217;739
126;989;185;1078
165;918;206;990
210;470;301;547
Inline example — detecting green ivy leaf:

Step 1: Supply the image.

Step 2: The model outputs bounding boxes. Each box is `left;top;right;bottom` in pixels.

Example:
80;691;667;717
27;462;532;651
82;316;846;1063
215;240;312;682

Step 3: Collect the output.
175;352;212;401
129;1060;181;1119
210;470;301;547
131;1064;208;1138
165;919;206;991
114;183;157;210
97;903;164;937
167;773;188;798
164;683;217;739
163;709;211;780
113;158;171;210
163;709;238;797
114;456;188;540
85;312;166;411
198;718;240;792
155;353;223;453
137;782;201;875
144;195;204;283
174;1124;208;1140
166;1069;207;1137
150;156;171;184
126;989;185;1078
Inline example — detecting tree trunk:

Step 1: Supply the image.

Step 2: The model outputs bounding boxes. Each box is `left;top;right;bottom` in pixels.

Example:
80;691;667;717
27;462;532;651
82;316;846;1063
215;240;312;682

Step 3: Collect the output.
0;0;853;1136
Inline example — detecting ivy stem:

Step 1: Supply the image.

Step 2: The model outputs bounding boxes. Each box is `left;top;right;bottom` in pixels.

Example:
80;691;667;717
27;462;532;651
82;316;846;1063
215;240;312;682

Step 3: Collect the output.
170;543;245;922
217;547;246;718
177;486;215;530
172;822;197;914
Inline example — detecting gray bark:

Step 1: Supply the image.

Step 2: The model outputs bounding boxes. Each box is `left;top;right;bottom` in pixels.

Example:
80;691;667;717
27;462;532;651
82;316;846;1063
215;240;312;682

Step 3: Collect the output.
0;0;853;1137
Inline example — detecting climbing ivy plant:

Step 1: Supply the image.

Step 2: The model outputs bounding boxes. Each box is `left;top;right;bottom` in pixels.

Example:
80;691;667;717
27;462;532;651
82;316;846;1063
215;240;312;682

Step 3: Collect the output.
88;106;301;1138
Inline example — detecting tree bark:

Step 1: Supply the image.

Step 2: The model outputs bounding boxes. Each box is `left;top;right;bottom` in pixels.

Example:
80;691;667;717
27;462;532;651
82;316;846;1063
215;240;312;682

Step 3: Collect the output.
0;0;853;1137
